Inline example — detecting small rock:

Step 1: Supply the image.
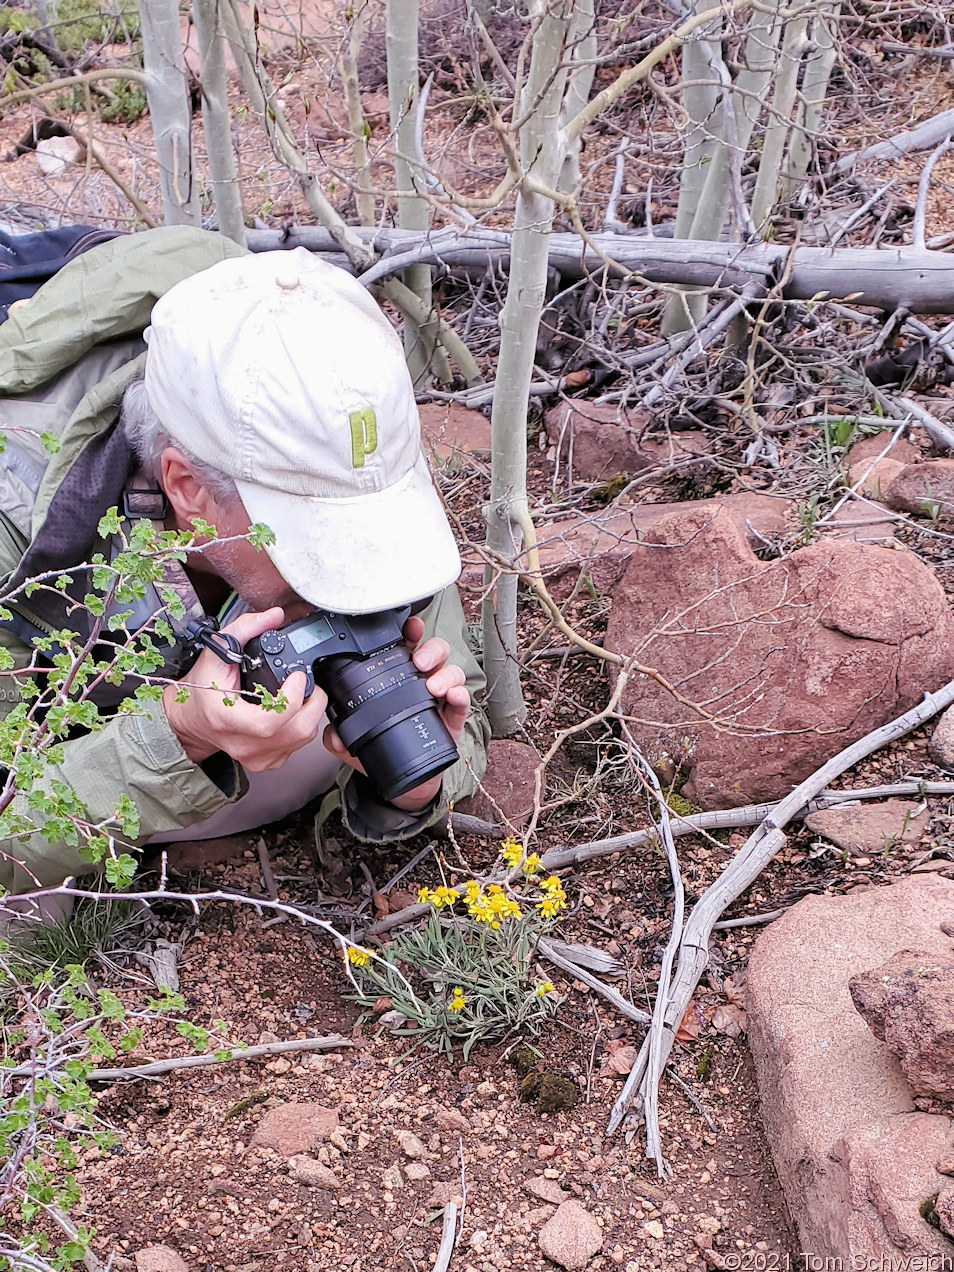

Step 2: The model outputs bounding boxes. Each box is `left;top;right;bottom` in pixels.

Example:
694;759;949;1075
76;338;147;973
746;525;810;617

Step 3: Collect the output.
427;1180;464;1208
251;1103;339;1156
35;136;84;177
526;1175;569;1204
847;457;908;501
885;459;954;520
537;1144;559;1159
469;1230;489;1253
382;1163;405;1191
357;1131;372;1152
420;402;491;460
394;1130;427;1159
538;1200;603;1270
288;1155;340;1189
850;950;954;1099
802;800;928;856
696;1215;721;1235
405;1162;431;1181
937;1155;954;1177
433;1106;471;1134
930;704;954;768
135;1248;189;1272
933;1182;954;1238
642;1220;665;1240
475;1081;497;1098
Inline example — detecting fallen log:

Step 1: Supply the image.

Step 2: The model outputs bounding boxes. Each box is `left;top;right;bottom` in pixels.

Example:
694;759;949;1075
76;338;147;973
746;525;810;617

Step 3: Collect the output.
246;225;954;314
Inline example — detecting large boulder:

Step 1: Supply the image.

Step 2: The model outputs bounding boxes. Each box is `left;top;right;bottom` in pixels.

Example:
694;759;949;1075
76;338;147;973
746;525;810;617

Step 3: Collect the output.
747;875;954;1259
457;740;540;830
850;950;954;1100
604;505;954;809
458;492;790;612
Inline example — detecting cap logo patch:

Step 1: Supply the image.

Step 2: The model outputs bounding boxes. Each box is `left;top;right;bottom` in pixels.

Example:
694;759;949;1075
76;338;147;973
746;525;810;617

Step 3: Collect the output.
349;407;378;469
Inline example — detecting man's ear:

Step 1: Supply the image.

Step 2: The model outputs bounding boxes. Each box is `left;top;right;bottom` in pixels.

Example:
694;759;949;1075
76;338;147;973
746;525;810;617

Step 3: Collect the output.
160;446;222;537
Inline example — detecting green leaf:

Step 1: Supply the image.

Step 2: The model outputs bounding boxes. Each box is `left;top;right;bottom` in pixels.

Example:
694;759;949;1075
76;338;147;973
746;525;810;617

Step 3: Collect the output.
39;430;61;455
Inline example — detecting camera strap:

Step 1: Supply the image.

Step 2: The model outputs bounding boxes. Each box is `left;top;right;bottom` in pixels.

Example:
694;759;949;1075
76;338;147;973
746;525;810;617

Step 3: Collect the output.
185;616;262;674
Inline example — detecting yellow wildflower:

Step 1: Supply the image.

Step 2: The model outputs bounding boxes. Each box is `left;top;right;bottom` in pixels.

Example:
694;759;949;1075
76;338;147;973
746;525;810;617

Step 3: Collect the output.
346;946;371;967
536;875;567;919
499;838;523;868
419;884;459;908
523;852;542;876
449;987;466;1013
535;980;555;997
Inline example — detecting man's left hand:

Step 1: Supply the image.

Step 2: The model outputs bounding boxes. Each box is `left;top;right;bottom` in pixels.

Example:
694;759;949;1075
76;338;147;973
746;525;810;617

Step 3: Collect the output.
322;614;469;811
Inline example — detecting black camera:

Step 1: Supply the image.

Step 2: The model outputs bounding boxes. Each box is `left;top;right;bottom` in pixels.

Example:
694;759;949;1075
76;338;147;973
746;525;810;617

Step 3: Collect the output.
242;606;459;803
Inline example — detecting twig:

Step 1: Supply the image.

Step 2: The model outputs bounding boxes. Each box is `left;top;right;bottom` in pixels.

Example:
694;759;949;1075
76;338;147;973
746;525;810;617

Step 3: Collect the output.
256;837;279;901
608;674;954;1144
913;136;954;250
64;121;157;227
538;935;651;1025
541;780;954;870
604;139;629;231
871;387;954;451
826;178;896;249
712;907;787;929
434;1201;459;1272
40;1035;350;1084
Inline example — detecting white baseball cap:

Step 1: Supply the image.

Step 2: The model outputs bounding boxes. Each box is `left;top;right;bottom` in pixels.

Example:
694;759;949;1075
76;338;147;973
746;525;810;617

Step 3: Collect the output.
143;248;461;614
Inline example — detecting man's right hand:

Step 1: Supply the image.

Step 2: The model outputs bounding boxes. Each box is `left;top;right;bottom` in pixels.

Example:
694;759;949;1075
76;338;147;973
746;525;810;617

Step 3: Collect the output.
162;607;328;770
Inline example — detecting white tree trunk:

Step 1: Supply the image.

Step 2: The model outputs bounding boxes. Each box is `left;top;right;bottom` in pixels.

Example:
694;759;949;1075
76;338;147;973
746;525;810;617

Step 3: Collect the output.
783;0;840;197
661;21;721;333
340;0;376;226
386;0;449;384
140;0;201;226
750;4;809;230
482;0;573;735
192;0;245;245
558;0;597;192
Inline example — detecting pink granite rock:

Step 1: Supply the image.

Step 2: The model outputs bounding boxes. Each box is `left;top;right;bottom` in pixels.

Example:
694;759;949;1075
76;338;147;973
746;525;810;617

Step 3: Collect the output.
537;1200;603;1269
604;505;954;809
850;950;954;1100
250;1102;339;1155
747;875;954;1259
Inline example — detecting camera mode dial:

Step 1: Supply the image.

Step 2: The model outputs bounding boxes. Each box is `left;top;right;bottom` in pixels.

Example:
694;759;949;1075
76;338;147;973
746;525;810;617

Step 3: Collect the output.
259;630;286;655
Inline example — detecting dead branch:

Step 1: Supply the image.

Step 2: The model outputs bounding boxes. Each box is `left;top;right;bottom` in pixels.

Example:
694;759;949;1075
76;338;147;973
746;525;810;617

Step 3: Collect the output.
9;1035;351;1084
608;673;954;1150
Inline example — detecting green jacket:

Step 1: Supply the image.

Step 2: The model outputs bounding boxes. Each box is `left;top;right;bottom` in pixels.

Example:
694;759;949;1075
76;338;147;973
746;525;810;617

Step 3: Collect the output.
0;228;488;894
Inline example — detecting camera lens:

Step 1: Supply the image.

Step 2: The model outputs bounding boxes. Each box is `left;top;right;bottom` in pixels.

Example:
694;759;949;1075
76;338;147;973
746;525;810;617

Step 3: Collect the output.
316;642;459;802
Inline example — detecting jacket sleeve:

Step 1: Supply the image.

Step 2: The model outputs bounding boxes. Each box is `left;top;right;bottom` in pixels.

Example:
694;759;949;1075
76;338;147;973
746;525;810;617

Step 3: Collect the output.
337;584;490;844
0;511;242;894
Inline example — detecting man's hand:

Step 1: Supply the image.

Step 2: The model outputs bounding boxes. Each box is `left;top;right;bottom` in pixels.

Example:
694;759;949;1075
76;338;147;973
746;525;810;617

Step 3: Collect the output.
323;613;470;811
163;607;328;771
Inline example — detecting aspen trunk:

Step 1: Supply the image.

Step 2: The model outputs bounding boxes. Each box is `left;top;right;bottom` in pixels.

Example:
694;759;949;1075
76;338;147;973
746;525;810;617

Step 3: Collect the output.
783;0;841;197
386;0;449;384
192;0;245;245
140;0;201;226
751;3;809;230
340;0;376;226
482;0;573;735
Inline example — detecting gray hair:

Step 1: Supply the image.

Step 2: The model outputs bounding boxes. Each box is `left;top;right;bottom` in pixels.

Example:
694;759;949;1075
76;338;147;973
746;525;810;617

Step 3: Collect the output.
120;378;240;507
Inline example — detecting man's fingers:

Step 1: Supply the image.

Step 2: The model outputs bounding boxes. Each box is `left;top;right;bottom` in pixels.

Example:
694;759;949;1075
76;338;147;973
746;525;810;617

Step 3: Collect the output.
414;636;450;674
403;615;425;647
425;663;467;700
221;606;286;647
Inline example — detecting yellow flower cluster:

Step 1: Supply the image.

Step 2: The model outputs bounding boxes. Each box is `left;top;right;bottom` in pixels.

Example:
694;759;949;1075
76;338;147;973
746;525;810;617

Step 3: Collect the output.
464;880;522;929
500;837;522;868
417;884;459;908
346;945;371;967
535;980;555;997
449;987;466;1013
499;838;543;877
535;875;568;919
